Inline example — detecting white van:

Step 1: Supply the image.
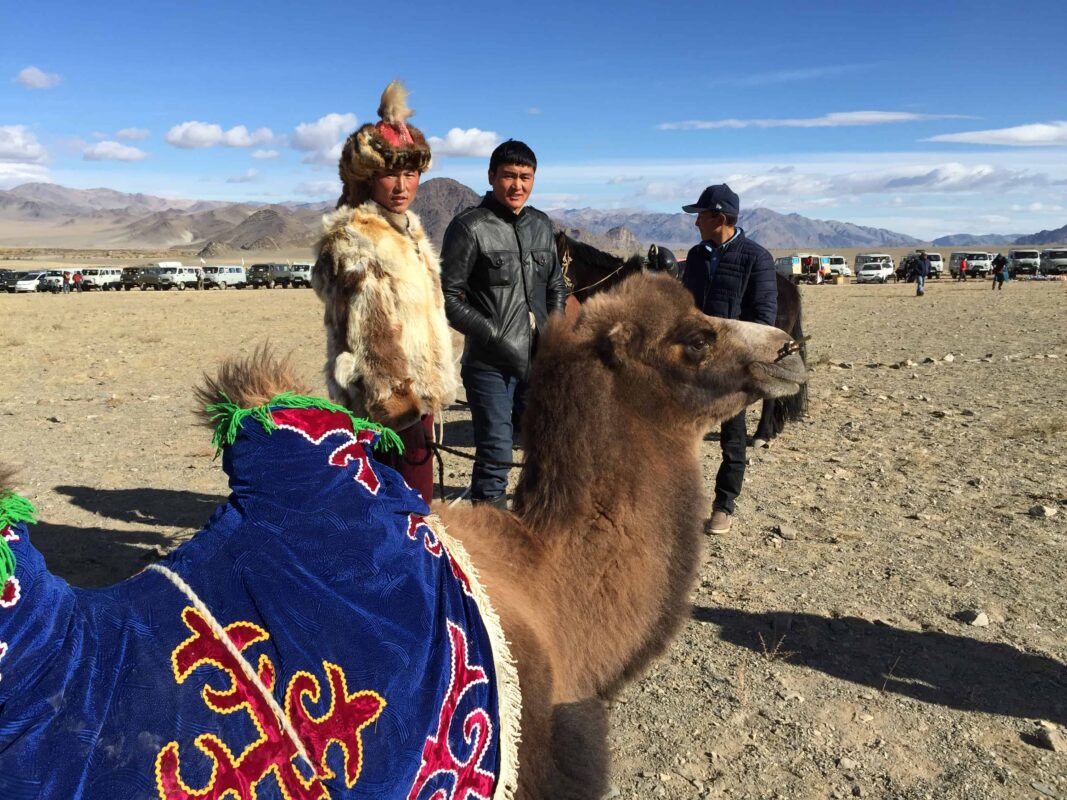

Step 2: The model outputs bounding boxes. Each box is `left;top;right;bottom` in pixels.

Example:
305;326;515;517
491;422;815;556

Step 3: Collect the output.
1040;248;1067;275
774;253;822;283
823;255;852;277
949;251;992;278
157;264;203;290
290;262;314;288
1007;249;1040;276
203;265;247;289
80;267;123;291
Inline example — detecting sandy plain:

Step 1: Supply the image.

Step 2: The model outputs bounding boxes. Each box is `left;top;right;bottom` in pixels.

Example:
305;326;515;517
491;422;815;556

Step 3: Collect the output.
0;276;1065;799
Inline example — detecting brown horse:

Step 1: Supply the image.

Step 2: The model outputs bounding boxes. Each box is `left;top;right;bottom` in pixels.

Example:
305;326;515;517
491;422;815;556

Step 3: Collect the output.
556;231;808;446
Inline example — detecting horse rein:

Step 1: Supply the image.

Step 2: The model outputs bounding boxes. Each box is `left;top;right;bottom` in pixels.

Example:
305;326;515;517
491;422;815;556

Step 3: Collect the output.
559;240;628;297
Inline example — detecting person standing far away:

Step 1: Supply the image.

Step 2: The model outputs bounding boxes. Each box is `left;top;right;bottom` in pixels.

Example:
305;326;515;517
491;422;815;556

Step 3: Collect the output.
61;271;70;294
680;184;777;535
311;80;457;505
958;256;968;282
440;140;567;510
992;253;1007;290
915;251;930;296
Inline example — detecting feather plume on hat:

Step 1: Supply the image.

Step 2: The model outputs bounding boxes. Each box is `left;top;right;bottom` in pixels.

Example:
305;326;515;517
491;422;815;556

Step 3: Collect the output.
337;80;432;208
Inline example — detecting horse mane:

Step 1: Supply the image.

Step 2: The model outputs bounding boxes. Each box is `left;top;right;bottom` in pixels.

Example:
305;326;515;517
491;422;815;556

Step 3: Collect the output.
194;344;309;423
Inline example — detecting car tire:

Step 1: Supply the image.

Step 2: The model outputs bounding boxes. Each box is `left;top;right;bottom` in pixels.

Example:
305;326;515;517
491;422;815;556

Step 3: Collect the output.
178;283;185;291
267;280;274;289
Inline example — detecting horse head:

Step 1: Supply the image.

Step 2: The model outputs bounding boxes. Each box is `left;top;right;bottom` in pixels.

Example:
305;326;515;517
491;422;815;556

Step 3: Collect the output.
647;244;682;280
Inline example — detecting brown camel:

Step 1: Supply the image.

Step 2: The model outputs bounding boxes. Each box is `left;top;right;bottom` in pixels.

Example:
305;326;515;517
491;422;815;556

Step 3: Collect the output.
192;272;805;797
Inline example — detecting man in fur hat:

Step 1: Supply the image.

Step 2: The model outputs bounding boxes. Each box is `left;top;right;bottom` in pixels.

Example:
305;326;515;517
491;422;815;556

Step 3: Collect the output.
440;141;567;509
312;80;457;503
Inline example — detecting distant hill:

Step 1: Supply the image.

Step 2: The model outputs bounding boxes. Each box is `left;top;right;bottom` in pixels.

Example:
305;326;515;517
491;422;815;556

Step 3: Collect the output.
410;178;480;247
931;233;1022;246
1014;223;1067;246
547;206;921;250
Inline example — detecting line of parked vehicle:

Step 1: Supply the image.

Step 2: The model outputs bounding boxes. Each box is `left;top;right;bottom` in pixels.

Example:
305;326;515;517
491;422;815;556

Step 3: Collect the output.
1;261;317;293
774;247;1067;285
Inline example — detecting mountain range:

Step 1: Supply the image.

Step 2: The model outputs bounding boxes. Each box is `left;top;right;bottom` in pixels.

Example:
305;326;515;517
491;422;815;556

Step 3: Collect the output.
0;180;1063;254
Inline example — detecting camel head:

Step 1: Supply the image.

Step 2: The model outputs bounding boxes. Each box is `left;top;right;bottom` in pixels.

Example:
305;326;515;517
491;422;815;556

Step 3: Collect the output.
567;272;806;431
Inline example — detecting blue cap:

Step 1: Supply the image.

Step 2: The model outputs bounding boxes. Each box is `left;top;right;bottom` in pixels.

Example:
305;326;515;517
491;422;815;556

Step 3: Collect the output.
682;184;739;215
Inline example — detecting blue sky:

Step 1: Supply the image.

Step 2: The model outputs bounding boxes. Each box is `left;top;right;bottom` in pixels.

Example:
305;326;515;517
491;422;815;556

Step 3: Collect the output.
2;0;1066;239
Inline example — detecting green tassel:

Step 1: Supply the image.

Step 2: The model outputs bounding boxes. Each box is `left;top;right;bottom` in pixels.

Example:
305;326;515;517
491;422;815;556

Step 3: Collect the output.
204;391;404;457
0;490;37;586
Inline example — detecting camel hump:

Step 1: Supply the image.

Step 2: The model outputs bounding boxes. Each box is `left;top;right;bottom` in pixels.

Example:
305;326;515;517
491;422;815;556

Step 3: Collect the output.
194;343;310;426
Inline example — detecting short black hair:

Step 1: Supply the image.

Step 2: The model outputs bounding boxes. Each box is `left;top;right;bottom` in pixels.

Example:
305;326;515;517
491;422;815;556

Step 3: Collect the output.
723;212;738;227
489;139;537;173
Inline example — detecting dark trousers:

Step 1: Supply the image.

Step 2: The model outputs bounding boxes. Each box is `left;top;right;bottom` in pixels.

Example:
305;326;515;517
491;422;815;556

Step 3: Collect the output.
714;409;747;515
462;364;526;501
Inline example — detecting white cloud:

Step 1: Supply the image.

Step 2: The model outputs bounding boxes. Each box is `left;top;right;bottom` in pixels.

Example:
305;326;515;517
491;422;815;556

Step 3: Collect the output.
226;168;259;184
658;111;972;130
428;128;500;157
0;162;50;188
291;113;357;164
737;64;871;87
925;121;1067;146
527;107;542;115
15;66;60;89
295;179;339;197
165;121;274;149
116;127;150;141
607;175;644;185
252;149;280;160
0;125;47;163
83;141;148;162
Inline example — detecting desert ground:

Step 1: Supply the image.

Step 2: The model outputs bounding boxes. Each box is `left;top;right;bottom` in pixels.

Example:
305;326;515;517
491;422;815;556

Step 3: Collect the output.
1;275;1065;799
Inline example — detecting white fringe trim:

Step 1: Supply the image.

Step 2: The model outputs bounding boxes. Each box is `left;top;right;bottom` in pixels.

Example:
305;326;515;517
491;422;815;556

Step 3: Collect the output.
425;514;522;800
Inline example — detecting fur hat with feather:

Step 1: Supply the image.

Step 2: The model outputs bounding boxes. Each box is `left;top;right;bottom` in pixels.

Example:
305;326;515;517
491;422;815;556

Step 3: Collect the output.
337;80;432;208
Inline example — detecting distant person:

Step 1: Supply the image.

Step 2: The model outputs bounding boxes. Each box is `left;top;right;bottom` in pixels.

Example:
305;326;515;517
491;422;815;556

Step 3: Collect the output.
914;251;930;297
61;271;70;294
681;184;776;535
440;140;567;509
72;271;82;293
992;255;1007;290
311;80;457;504
957;257;968;282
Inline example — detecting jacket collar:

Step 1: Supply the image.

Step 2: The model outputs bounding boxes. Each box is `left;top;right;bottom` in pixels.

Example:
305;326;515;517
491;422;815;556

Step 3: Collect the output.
480;192;526;224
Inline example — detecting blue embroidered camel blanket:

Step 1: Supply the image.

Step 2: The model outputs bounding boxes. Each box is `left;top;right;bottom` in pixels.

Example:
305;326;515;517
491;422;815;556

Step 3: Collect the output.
0;398;519;799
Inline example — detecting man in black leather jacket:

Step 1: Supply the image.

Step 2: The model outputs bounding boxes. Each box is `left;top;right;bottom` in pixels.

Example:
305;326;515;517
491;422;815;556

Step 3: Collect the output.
440;140;567;508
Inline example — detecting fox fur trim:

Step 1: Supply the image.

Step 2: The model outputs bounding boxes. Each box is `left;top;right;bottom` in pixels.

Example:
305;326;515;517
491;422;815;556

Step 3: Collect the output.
336;81;432;207
312;201;457;425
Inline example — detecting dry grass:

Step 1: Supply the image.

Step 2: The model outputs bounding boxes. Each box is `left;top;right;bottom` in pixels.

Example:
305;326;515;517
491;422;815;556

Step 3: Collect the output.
1004;415;1067;439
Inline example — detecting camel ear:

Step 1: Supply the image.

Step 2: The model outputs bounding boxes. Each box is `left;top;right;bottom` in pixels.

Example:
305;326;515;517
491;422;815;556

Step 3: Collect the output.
596;321;639;368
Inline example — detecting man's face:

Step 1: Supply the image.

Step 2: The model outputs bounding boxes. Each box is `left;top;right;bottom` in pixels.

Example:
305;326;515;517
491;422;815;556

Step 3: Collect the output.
695;210;724;241
489;163;535;212
370;168;420;214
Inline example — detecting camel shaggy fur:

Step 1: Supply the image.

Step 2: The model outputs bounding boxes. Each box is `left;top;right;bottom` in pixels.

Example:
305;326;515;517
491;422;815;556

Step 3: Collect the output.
192;273;804;797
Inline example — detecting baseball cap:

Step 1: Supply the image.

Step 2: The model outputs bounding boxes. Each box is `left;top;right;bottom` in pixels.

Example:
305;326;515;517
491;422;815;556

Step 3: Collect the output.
682;184;740;216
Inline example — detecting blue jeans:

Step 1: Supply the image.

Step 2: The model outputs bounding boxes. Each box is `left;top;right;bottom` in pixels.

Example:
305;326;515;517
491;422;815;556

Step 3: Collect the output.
915;274;925;295
714;409;747;515
462;364;527;501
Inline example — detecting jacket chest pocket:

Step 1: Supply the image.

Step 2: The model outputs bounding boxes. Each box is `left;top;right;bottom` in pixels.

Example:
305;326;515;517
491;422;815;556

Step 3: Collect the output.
531;249;553;282
484;250;518;287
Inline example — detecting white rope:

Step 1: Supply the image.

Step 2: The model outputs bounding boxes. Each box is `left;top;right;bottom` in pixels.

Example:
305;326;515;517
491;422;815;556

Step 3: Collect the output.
146;563;317;775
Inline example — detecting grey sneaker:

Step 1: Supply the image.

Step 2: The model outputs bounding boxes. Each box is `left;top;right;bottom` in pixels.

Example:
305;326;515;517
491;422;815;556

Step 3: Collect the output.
704;510;733;535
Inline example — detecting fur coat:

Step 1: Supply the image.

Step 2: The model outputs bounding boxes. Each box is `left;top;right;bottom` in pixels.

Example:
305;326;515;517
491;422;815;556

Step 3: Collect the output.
313;201;457;429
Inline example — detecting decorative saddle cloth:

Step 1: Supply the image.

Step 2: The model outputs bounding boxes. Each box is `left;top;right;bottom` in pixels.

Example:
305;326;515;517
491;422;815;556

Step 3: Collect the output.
0;396;519;800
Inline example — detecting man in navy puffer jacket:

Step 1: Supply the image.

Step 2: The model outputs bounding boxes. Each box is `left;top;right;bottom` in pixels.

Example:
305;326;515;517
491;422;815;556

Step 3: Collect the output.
681;184;777;535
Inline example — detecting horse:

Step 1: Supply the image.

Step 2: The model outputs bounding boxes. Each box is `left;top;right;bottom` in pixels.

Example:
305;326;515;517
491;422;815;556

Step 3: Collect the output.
556;231;808;446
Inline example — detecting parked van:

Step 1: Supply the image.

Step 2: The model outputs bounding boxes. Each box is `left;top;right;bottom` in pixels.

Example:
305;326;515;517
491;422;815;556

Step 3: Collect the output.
926;252;944;277
157;264;202;290
120;266;143;290
949;251;992;278
203;265;247;289
80;267;123;291
854;253;895;274
855;261;894;284
138;266;163;290
774;253;823;283
290;262;314;288
1040;248;1067;275
823;255;852;277
1007;249;1040;276
248;262;292;288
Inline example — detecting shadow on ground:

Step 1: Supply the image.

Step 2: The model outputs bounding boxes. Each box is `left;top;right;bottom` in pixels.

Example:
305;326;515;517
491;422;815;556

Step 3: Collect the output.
29;520;174;587
55;485;226;529
693;606;1067;726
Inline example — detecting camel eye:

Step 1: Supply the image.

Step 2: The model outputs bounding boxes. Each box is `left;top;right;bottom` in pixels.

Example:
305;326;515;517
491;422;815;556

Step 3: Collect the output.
684;331;714;357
